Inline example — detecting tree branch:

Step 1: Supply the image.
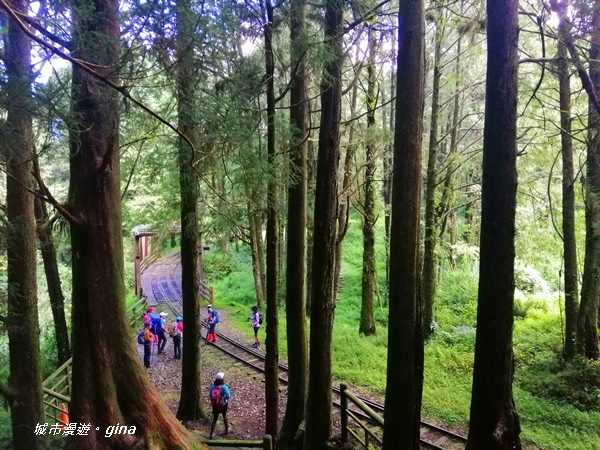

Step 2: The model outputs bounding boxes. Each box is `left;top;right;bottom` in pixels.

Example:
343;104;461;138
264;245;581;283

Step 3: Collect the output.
0;0;198;164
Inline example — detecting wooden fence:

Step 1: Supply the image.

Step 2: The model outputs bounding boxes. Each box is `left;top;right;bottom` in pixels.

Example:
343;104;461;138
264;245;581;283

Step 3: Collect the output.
340;383;384;449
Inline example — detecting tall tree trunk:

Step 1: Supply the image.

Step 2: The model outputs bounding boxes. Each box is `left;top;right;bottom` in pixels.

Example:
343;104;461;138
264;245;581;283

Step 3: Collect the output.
34;189;71;365
466;0;522;447
383;29;396;286
360;24;378;336
556;33;579;360
422;12;443;338
306;138;316;316
4;1;45;446
333;48;360;300
280;0;309;442
262;0;279;441
381;0;425;446
248;206;266;309
577;5;600;359
303;0;344;447
175;0;205;421
66;0;199;446
437;30;463;268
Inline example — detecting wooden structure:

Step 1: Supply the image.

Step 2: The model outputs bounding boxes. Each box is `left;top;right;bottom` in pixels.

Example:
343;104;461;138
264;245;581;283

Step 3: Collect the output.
340;383;384;448
133;224;180;296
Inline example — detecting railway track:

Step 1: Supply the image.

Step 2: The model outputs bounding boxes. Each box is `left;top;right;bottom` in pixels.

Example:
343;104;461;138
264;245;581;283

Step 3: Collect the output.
147;254;468;449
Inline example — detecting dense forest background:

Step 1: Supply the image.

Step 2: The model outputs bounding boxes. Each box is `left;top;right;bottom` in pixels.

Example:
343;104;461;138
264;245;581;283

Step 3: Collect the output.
0;0;599;448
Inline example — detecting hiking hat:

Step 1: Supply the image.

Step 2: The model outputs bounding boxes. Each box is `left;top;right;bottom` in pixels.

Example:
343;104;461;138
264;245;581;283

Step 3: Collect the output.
147;307;154;313
159;312;168;317
215;372;224;380
176;316;183;321
251;305;258;312
207;304;212;310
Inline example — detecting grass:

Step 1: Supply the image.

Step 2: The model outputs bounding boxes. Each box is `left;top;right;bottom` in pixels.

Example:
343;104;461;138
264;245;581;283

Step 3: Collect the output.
207;212;600;450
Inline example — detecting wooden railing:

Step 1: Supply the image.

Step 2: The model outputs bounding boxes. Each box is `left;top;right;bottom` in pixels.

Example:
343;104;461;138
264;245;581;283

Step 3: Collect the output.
340;383;384;449
41;297;149;423
204;435;272;449
200;280;214;305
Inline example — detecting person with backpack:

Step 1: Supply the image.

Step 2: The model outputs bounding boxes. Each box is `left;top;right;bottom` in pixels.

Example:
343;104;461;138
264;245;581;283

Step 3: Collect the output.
138;322;154;368
206;307;219;344
249;305;262;348
208;372;230;439
157;312;168;354
170;317;183;359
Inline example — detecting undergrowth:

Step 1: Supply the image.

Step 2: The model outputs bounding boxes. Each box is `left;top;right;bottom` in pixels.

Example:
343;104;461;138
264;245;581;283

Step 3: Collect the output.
206;215;600;450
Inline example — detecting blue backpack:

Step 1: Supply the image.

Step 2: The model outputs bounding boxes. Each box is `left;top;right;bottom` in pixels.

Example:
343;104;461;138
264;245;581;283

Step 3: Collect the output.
211;310;220;324
151;315;162;334
137;329;145;345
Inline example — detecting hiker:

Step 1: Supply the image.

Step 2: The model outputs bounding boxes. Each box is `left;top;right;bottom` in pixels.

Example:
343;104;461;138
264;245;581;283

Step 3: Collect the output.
208;372;230;439
249;306;261;348
142;323;153;368
206;308;219;344
144;307;160;345
171;317;183;359
157;312;168;354
206;304;213;322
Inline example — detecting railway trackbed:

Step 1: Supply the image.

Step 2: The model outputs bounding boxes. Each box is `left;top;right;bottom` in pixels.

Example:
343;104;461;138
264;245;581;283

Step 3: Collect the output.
148;254;468;449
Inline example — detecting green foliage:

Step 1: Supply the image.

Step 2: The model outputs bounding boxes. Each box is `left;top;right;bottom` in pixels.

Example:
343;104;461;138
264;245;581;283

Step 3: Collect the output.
435;264;479;327
206;248;257;306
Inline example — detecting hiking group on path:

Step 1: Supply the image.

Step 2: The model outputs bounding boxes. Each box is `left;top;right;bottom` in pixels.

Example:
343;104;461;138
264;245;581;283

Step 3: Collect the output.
137;304;262;367
137;307;183;367
136;304;267;439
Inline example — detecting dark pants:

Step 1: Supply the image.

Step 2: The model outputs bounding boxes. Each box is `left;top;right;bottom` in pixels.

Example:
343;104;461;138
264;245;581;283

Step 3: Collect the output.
173;335;181;359
157;331;167;353
143;343;151;368
210;405;229;437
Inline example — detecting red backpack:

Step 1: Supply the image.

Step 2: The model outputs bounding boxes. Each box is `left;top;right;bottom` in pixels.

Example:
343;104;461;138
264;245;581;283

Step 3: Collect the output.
210;385;226;408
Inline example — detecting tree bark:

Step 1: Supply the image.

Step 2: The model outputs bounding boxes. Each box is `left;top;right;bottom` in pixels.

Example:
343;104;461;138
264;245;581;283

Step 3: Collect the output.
175;0;205;421
383;30;396;287
577;5;600;359
360;24;378;336
34;190;71;365
303;0;344;448
466;0;522;447
66;0;200;446
280;0;309;442
306;136;316;316
249;205;266;309
4;0;45;446
437;30;463;268
556;32;579;360
262;0;279;442
381;0;425;446
422;12;443;338
333;48;360;300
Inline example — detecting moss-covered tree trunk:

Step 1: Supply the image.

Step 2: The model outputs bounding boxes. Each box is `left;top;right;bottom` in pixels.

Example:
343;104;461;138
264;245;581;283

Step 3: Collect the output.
556;30;579;359
262;0;279;441
279;0;309;442
359;24;378;337
466;0;522;447
421;12;443;338
67;0;202;446
381;0;425;446
333;47;360;300
175;0;205;422
4;0;45;446
577;5;600;359
34;191;71;365
248;205;266;309
303;0;344;448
